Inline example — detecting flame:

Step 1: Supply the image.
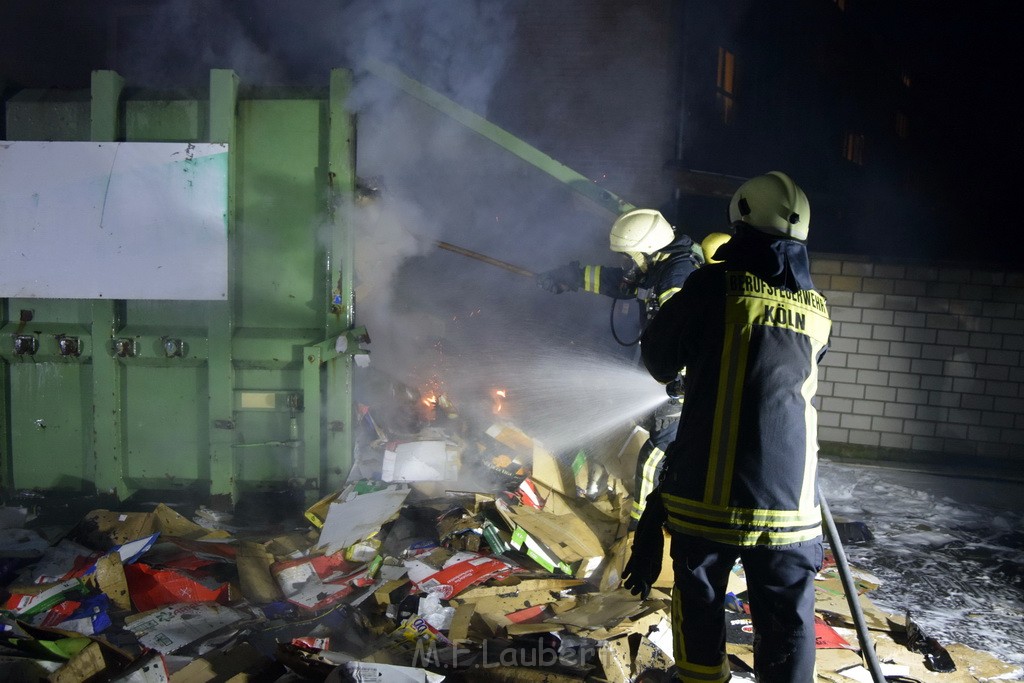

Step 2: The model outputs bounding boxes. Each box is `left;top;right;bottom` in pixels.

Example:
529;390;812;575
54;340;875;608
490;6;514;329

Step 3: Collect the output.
492;388;507;414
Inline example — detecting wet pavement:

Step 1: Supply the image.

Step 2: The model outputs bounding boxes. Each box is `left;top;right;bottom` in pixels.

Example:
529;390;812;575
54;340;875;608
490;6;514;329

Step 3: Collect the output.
819;458;1024;672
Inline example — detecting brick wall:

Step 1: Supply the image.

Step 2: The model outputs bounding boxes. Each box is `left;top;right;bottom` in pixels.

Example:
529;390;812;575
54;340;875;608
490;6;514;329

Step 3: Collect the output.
810;254;1024;470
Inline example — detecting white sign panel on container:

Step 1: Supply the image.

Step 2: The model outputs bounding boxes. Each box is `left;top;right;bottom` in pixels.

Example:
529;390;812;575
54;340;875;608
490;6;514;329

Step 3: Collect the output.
0;141;228;300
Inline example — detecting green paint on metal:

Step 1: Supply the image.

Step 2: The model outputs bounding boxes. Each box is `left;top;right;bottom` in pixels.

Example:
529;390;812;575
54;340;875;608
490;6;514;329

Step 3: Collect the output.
6;90;90;141
236;98;325;330
323;69;357;490
91;301;127;498
301;344;323;504
327;69;356;334
90;71;124;143
2;69;362;502
365;58;635;217
210;70;239;146
208;69;239;501
125;98;205;142
123;364;207;485
90;71;129;499
0;294;8;488
8;361;90;489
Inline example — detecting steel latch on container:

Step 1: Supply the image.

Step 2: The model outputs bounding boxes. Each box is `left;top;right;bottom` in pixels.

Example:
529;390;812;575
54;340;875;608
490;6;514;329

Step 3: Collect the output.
56;335;82;357
113;338;138;357
162;337;185;358
13;335;39;355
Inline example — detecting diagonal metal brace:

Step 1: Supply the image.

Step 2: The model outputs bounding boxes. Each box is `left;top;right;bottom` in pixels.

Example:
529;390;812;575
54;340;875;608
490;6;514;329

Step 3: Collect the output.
365;59;635;217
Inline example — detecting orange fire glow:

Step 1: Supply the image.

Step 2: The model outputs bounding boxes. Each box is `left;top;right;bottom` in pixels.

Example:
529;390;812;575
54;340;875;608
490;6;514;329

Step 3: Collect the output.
492;388;507;414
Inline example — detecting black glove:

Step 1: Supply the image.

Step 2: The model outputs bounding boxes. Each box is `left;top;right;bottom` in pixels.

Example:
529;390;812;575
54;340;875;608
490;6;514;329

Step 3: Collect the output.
665;375;684;403
622;491;667;600
652;399;682;433
536;261;581;294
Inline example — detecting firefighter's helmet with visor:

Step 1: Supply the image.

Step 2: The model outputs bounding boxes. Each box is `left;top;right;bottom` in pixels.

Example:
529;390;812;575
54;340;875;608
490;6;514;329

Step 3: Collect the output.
728;171;810;241
609;208;675;256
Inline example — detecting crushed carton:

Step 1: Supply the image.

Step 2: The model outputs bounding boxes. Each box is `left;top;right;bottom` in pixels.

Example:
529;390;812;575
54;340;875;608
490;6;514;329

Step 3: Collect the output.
73;510;155;549
0;383;1017;682
495;498;606;579
124;563;232;612
405;551;518;599
125;602;251;655
383;440;459;482
168;641;272;682
317;484;410;555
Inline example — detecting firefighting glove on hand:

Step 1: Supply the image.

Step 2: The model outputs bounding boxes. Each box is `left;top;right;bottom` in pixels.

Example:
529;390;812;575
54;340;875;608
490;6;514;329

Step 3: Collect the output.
536;261;581;294
665;375;684;404
622;490;667;600
652;400;682;433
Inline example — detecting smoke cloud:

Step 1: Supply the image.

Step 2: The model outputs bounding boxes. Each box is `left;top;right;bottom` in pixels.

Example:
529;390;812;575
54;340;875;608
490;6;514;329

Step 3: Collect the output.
105;0;678;441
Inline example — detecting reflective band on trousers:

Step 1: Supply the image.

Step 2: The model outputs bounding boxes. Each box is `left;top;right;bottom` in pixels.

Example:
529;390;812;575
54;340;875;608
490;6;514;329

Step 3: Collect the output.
672;587;731;683
631;446;665;520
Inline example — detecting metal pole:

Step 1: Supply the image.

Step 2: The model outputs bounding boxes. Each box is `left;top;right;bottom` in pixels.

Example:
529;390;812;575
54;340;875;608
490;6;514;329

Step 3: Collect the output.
435;241;534;278
819;487;887;683
365;59;635;218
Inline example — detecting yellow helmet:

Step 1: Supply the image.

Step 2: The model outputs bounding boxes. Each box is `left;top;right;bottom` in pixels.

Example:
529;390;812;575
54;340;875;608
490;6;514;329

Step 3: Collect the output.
609;209;674;254
728;171;810;241
700;232;731;264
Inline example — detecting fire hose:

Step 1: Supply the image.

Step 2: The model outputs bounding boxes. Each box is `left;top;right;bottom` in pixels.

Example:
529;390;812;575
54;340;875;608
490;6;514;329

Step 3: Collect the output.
819;486;888;683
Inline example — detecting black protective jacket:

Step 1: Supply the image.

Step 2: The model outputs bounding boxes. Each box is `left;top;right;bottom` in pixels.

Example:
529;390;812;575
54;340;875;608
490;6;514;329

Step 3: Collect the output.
580;233;702;318
640;227;831;547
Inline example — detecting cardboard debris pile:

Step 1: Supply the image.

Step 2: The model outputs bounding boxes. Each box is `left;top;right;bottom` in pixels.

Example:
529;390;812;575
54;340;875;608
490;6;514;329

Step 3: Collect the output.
0;408;1019;681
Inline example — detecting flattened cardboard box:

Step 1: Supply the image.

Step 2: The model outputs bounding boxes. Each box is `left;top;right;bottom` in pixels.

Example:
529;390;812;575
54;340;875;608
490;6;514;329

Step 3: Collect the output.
77;510;155;548
496;500;604;578
383;440;460;483
484;423;535;457
530;446;575;497
170;642;271;682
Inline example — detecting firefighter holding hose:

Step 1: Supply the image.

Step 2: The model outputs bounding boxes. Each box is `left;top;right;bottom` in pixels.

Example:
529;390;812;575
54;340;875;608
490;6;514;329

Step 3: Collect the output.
537;209;728;526
625;172;831;683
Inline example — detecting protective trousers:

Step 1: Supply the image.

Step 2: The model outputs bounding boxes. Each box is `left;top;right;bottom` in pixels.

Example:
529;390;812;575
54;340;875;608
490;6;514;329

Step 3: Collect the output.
668;532;823;683
631;403;680;521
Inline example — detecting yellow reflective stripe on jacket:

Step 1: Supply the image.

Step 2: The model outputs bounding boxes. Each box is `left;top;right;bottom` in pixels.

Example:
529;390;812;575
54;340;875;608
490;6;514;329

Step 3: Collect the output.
583;265;601;293
631;447;666;520
705;324;746;505
663;493;821;527
658;286;681;306
663;515;823;547
800;339;827;511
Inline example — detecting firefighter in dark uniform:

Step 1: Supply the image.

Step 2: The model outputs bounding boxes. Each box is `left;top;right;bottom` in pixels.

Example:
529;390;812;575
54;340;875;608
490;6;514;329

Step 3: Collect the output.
537;208;703;524
623;172;831;683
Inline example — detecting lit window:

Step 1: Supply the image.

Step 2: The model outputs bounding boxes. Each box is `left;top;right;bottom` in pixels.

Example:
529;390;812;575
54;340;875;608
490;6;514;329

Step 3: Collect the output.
716;47;736;124
896;111;909;139
843;132;866;165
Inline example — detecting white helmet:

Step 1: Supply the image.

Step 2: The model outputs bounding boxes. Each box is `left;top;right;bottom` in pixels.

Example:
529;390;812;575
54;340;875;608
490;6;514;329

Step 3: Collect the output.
728;171;810;241
609;209;675;254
